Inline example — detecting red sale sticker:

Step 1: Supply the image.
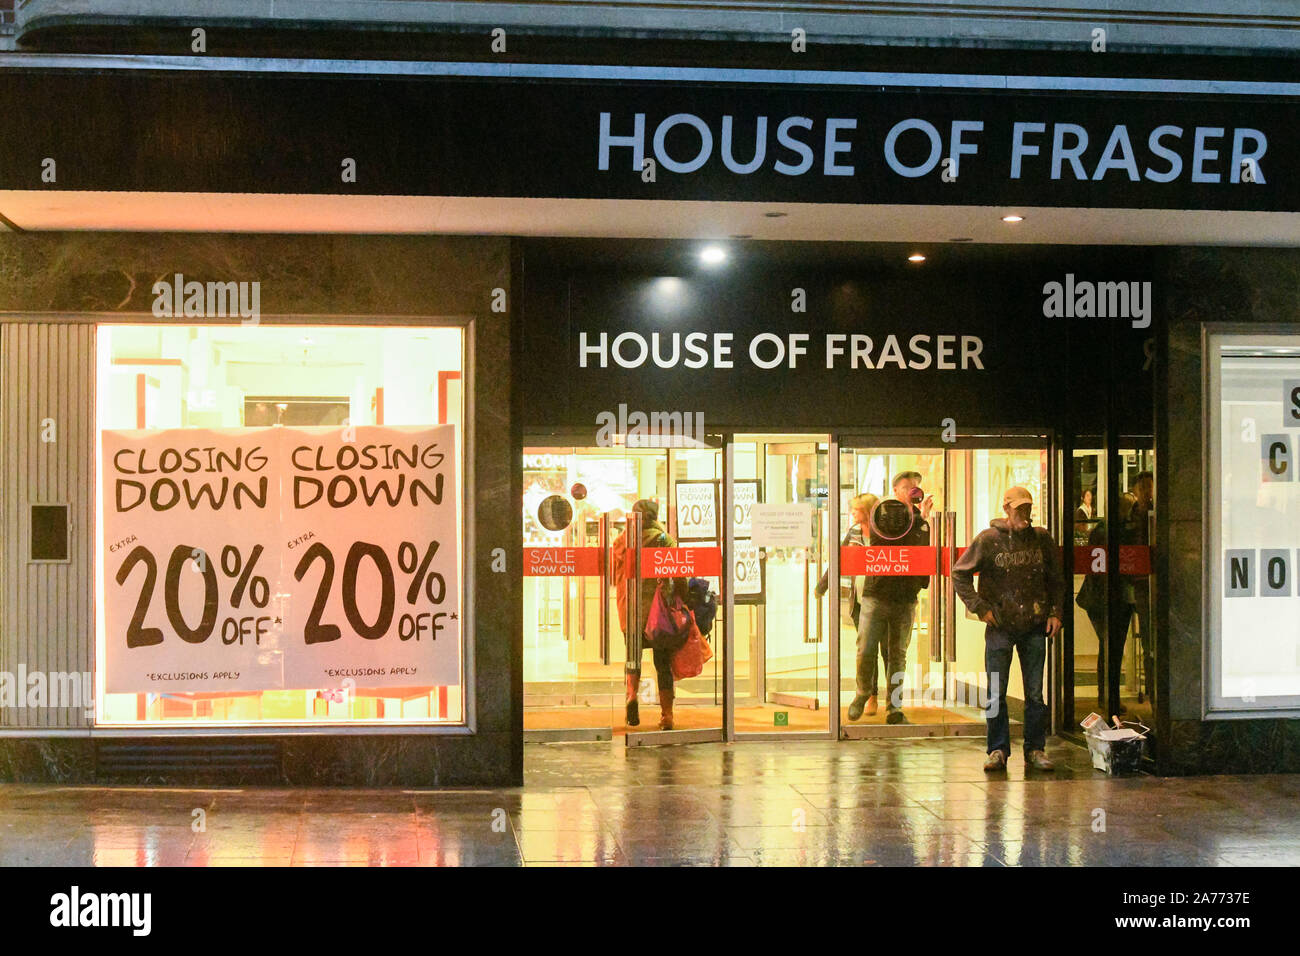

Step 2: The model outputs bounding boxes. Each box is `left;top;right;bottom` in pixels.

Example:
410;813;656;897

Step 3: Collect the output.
941;546;968;576
1075;545;1106;573
1118;545;1151;575
522;547;603;576
840;546;937;576
641;546;722;577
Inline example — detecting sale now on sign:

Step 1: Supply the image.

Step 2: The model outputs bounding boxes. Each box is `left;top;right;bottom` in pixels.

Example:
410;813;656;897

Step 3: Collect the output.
101;424;460;694
641;546;722;577
840;546;937;576
1072;545;1152;574
522;547;603;576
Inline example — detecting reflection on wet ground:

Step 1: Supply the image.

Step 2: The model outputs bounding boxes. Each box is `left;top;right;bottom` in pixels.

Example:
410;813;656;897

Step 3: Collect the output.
2;738;1297;866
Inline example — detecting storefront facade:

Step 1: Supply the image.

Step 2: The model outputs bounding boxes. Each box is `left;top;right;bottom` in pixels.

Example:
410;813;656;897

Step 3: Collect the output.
0;232;521;785
0;52;1297;783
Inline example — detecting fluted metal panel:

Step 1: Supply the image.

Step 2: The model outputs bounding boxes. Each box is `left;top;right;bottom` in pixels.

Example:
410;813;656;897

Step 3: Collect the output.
0;322;95;728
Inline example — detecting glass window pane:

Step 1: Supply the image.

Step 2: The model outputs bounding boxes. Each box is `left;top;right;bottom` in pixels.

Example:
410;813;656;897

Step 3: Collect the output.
94;324;464;726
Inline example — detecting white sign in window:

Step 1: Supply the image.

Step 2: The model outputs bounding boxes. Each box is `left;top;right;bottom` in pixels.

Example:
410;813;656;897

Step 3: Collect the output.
673;480;717;541
95;323;466;726
1208;332;1300;716
750;502;814;547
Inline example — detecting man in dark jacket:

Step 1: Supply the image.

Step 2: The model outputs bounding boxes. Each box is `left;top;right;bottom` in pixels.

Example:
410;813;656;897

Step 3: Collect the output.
951;485;1063;771
860;471;932;724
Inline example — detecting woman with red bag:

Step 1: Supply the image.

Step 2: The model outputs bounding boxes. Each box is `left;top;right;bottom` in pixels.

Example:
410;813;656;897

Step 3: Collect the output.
611;498;689;730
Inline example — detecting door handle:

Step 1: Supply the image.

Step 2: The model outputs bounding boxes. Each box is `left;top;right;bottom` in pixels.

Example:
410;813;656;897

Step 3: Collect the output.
627;510;643;675
599;512;610;666
944;511;957;663
929;512;942;663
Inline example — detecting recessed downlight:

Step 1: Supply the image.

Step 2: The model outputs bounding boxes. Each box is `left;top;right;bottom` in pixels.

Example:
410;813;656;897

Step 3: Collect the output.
699;245;727;266
763;211;788;218
1001;214;1025;223
907;254;927;263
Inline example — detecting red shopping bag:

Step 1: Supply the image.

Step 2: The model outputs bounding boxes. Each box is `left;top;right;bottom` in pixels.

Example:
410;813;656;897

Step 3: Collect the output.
671;617;713;680
647;582;692;650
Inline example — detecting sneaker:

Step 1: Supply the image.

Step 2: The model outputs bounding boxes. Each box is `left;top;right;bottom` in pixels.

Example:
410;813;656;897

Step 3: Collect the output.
865;695;878;717
983;751;1007;772
885;710;908;725
1026;750;1056;771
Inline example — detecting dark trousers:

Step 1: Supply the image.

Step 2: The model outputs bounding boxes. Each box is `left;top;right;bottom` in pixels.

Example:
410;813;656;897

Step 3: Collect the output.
851;617;886;700
626;632;674;695
859;597;916;712
984;625;1048;757
1089;604;1134;718
1132;584;1154;701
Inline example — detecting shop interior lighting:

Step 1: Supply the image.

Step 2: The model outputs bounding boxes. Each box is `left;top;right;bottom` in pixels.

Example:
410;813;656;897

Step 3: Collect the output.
1001;214;1025;223
699;245;727;266
907;253;926;263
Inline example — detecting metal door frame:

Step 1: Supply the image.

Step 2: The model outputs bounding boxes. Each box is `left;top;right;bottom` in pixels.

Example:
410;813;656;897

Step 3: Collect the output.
723;432;839;742
626;439;728;747
523;429;1062;746
520;435;623;742
831;430;1058;739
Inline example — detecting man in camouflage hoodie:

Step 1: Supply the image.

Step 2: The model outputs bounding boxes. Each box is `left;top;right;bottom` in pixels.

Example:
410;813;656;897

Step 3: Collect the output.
951;486;1063;772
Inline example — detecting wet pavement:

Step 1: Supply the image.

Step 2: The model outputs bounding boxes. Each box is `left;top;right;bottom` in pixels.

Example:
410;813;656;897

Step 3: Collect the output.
1;738;1297;866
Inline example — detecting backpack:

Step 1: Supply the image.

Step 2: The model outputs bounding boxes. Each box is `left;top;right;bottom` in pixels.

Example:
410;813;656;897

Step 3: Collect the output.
686;577;719;635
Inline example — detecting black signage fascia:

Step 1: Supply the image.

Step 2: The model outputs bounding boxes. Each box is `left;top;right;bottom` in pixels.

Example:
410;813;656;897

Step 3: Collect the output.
0;68;1295;211
518;262;1157;433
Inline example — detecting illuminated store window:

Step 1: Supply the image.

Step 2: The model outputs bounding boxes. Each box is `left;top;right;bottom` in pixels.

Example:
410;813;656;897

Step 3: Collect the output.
1208;332;1300;716
94;324;465;726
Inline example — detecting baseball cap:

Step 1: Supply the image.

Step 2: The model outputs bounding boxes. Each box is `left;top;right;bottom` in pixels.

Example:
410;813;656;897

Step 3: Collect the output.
1003;486;1034;512
891;470;922;488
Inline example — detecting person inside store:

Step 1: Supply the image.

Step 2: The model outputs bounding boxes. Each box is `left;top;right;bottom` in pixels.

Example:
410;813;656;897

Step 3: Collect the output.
860;471;933;725
611;498;689;730
815;492;883;719
1074;486;1096;523
1119;470;1155;705
1075;515;1127;719
951;486;1063;772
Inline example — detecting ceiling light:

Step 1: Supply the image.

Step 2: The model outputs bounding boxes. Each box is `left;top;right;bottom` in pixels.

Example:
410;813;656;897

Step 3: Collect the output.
699;245;727;266
763;211;788;218
1001;214;1025;223
907;254;926;263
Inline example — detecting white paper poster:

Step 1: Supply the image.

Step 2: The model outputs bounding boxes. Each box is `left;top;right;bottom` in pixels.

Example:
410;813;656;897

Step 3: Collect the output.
1215;355;1300;703
733;480;758;538
732;541;762;597
102;425;460;694
750;502;814;547
674;481;717;541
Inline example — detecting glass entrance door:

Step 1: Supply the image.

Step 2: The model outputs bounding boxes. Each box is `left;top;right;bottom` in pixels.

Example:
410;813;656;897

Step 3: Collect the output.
1116;439;1155;728
728;435;832;736
522;445;630;740
944;444;1054;743
834;445;950;736
833;439;1052;739
522;440;725;742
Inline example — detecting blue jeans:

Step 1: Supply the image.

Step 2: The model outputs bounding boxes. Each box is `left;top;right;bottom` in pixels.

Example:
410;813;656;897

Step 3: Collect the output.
984;625;1047;756
858;597;915;711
